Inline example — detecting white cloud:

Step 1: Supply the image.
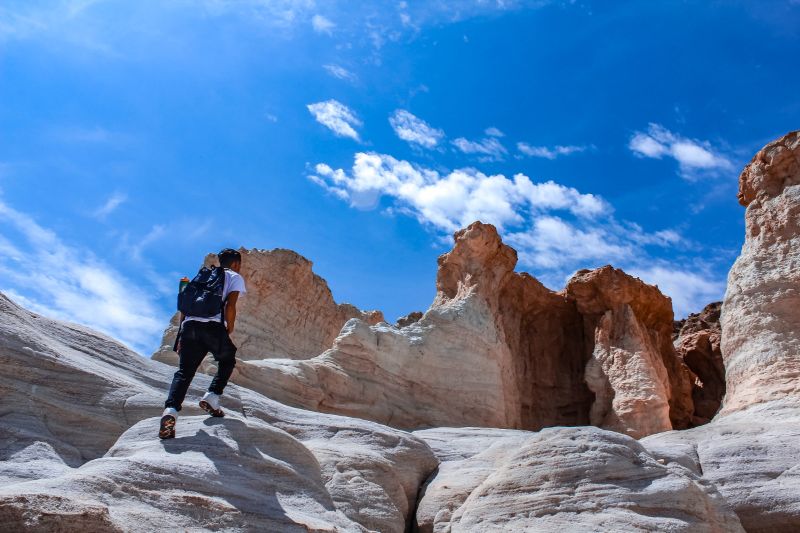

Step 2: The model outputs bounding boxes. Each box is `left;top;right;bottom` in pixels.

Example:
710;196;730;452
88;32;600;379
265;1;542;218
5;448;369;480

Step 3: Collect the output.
311;14;335;34
309;152;611;232
517;142;588;159
323;64;357;83
389;110;444;149
629;123;733;179
452;136;507;161
0;198;166;353
307;99;362;141
93;192;127;219
308;151;723;317
485;127;504;137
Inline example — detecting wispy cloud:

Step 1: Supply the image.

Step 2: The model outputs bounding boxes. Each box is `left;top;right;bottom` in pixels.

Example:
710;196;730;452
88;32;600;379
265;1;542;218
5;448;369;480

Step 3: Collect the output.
0;197;166;353
389;110;444;149
629;123;733;179
517;142;589;159
323;64;357;83
452;136;507;161
93;191;127;219
307;99;362;141
485;127;504;137
309;151;723;316
311;14;335;34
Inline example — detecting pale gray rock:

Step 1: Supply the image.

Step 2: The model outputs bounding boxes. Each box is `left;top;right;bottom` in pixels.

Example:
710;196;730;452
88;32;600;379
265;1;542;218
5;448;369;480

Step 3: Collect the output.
414;426;744;532
0;292;437;532
720;131;800;415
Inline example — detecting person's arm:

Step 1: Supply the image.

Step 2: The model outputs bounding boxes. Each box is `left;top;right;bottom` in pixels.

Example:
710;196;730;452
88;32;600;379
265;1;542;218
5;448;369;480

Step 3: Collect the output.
224;292;240;335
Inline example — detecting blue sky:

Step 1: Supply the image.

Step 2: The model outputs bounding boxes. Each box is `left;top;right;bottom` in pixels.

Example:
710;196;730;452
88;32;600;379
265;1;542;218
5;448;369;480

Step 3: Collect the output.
1;0;799;354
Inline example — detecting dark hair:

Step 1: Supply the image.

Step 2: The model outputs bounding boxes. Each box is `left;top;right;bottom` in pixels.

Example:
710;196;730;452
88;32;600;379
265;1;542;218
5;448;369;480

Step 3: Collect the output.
218;248;242;268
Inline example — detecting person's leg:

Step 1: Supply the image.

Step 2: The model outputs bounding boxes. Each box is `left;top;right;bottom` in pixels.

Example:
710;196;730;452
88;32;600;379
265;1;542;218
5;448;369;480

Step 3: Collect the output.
164;323;208;411
208;323;237;395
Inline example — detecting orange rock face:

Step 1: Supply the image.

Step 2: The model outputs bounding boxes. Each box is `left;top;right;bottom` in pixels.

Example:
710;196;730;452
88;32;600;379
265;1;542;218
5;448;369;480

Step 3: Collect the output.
674;302;725;424
565;266;695;437
198;222;692;438
153;248;383;366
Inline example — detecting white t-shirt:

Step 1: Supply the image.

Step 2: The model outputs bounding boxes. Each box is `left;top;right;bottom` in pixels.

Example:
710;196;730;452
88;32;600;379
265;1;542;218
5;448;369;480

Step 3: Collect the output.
184;269;246;325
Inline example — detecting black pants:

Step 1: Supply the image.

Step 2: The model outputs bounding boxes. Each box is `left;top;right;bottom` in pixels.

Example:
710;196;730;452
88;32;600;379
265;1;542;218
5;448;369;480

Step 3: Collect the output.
164;320;237;411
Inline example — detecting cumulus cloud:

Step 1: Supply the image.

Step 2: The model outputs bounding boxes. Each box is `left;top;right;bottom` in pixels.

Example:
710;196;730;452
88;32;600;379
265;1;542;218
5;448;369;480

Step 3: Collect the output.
517;142;588;159
389;110;444;149
309;152;610;232
309;151;724;316
629;123;733;179
307;100;362;141
311;14;335;34
0;198;166;353
452;136;507;161
323;64;357;83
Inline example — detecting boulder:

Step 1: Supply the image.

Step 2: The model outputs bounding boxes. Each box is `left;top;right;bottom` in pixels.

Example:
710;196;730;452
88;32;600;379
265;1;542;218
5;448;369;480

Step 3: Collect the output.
414;426;743;532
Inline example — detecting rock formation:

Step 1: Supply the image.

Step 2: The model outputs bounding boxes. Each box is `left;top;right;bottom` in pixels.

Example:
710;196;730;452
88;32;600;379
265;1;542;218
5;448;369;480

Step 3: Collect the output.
4;131;800;531
0;292;436;532
414;426;743;532
642;130;800;532
206;224;692;438
565;266;695;437
720;131;800;415
153;248;383;367
674;302;725;424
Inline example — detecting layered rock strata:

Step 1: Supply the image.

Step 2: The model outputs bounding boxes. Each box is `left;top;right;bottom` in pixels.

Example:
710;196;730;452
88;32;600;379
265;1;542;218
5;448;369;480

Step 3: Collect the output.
226;223;691;437
642;130;800;532
153;248;383;366
0;292;750;532
719;130;800;414
565;266;695;437
414;426;744;532
0;293;436;532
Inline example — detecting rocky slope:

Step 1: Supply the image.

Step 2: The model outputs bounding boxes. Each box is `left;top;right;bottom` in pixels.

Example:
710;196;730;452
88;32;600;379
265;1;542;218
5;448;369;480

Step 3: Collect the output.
0;293;436;532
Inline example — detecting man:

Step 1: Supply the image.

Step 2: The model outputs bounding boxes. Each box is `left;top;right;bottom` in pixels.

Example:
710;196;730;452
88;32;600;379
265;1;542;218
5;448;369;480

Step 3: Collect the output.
159;248;247;439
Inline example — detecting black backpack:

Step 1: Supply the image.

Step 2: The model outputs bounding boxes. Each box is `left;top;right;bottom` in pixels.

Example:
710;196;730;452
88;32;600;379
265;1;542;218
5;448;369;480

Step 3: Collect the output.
177;266;226;321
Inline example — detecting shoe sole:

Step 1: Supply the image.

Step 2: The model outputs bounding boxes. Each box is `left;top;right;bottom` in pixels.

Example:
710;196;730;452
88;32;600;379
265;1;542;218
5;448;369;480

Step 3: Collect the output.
199;400;224;418
159;415;176;439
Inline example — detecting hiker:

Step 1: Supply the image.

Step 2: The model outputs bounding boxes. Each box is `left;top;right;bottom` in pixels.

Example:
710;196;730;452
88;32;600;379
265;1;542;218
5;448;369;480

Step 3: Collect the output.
159;248;247;439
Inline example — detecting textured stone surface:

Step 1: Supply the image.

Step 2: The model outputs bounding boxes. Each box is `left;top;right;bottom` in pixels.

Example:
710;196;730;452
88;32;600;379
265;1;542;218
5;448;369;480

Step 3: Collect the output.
235;222;593;431
565;266;695;436
674;302;725;424
720;130;800;415
0;292;436;532
415;426;744;532
642;131;800;532
153;248;383;366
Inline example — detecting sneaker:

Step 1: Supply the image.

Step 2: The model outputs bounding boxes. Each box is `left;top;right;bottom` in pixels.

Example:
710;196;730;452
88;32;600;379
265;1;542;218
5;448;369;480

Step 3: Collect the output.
159;408;178;439
199;392;224;417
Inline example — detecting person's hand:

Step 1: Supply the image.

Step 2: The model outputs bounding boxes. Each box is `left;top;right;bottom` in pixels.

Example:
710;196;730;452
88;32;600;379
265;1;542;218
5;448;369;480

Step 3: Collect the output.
226;324;235;335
